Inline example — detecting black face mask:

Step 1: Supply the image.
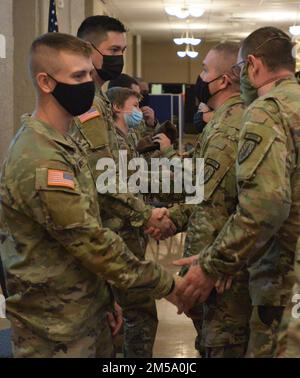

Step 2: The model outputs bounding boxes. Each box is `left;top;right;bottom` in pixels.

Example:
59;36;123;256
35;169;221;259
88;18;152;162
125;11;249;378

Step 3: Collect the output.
196;75;224;104
92;44;124;82
47;74;95;116
193;111;207;134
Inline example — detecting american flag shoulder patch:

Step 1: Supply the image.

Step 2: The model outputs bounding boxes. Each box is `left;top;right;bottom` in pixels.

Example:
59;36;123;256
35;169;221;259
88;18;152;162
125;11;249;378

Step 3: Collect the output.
47;169;75;189
78;107;101;123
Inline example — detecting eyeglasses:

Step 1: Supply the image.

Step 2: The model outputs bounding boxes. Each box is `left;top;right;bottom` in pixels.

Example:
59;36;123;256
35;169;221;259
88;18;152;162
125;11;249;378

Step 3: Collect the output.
231;60;246;77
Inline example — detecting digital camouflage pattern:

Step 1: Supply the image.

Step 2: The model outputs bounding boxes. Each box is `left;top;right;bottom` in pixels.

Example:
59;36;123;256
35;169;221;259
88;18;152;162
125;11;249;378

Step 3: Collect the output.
276;238;300;358
169;96;251;356
72;88;159;357
0;115;174;358
199;77;300;357
10;312;114;358
111;126;158;358
72;87;153;233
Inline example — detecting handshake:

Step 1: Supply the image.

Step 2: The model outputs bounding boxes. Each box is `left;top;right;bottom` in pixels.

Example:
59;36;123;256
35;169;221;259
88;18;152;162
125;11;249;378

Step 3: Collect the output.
144;207;176;240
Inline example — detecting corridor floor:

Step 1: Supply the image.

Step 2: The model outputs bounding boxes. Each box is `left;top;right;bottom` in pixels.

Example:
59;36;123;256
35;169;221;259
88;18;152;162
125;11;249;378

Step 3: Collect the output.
147;234;199;358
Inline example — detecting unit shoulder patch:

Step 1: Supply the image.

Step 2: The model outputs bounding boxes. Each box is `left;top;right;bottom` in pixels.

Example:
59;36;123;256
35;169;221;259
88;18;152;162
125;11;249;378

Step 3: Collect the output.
238;132;262;164
204;158;220;184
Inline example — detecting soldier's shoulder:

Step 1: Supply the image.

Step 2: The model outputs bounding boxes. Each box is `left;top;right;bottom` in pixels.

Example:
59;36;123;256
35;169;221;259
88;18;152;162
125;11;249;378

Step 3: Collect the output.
75;105;103;127
244;97;281;126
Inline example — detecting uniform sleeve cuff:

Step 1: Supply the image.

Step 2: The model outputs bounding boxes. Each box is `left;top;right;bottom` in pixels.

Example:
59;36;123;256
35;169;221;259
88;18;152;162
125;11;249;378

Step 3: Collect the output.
198;248;224;280
152;268;175;299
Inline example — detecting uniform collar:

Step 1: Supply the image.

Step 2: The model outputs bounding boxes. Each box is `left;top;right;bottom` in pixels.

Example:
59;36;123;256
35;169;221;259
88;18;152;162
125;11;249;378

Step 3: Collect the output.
21;114;76;149
213;94;242;119
274;76;297;87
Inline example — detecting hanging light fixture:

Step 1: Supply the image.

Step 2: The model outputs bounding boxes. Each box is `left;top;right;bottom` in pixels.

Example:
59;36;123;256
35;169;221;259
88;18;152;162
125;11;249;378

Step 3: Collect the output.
177;44;199;59
173;31;201;46
289;25;300;36
165;4;205;19
177;51;187;57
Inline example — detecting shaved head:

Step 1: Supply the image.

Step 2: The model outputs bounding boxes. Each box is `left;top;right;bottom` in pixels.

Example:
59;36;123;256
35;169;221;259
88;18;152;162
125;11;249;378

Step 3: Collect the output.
29;33;92;88
211;42;240;76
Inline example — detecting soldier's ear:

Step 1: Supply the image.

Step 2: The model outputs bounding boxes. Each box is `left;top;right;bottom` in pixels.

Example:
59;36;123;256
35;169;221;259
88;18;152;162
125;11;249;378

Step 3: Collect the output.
248;55;260;75
36;73;55;94
112;103;122;114
220;74;231;89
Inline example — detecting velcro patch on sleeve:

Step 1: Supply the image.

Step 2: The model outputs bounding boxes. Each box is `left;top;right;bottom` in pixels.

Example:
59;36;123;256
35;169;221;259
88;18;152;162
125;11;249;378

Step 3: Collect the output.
47;169;75;189
78;107;101;123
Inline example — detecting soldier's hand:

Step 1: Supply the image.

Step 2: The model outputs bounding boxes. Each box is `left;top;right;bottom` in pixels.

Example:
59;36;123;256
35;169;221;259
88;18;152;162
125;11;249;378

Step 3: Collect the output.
198;102;210;113
215;275;233;294
107;302;123;337
165;276;184;314
152;133;171;150
145;208;176;240
141;106;156;127
173;256;215;312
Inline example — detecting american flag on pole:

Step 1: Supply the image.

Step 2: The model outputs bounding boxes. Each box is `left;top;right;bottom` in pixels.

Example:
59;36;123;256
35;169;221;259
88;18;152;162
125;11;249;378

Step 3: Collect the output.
48;0;59;33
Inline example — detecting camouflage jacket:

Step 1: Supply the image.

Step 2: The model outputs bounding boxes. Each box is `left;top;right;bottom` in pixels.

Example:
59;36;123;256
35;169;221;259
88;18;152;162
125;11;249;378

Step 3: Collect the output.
0;115;173;342
181;95;246;257
199;77;300;306
72;87;152;232
168;96;245;231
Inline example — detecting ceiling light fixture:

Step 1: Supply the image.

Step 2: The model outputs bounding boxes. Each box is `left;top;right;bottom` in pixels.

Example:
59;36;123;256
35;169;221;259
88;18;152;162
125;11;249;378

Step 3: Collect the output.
289;5;300;36
289;25;300;36
165;5;205;19
177;43;198;59
173;31;201;46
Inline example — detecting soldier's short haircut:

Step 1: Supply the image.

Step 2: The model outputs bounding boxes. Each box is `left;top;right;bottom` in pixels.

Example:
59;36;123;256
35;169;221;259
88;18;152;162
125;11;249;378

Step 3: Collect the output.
77;15;127;45
107;87;141;119
29;32;92;80
241;26;295;72
211;42;241;84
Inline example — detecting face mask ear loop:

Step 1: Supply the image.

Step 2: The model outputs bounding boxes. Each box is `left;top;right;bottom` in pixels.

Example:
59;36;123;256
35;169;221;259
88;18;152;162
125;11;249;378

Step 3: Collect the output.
46;73;57;83
91;42;103;57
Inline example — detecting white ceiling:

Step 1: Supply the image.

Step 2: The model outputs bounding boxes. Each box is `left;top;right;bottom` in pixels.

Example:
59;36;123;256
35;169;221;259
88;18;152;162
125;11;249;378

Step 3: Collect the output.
103;0;300;41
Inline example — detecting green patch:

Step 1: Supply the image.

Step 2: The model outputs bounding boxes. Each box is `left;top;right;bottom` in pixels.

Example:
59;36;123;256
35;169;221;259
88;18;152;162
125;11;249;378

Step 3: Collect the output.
238;133;262;164
204;159;220;184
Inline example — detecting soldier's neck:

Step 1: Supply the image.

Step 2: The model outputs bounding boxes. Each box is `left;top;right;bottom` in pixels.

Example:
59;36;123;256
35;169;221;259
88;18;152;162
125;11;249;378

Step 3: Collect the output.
257;70;294;97
32;99;72;136
116;118;129;136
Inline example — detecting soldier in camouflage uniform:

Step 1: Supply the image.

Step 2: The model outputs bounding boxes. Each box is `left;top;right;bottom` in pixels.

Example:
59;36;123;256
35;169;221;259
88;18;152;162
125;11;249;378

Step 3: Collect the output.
73;16;177;357
0;33;178;358
108;73;160;140
154;43;252;358
102;86;158;357
176;27;300;358
276;238;300;357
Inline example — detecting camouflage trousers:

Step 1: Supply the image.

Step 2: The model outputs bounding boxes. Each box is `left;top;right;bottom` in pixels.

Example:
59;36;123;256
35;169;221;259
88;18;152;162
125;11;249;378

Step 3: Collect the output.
10;315;114;358
114;229;158;358
192;273;252;359
246;305;285;358
276;283;300;358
